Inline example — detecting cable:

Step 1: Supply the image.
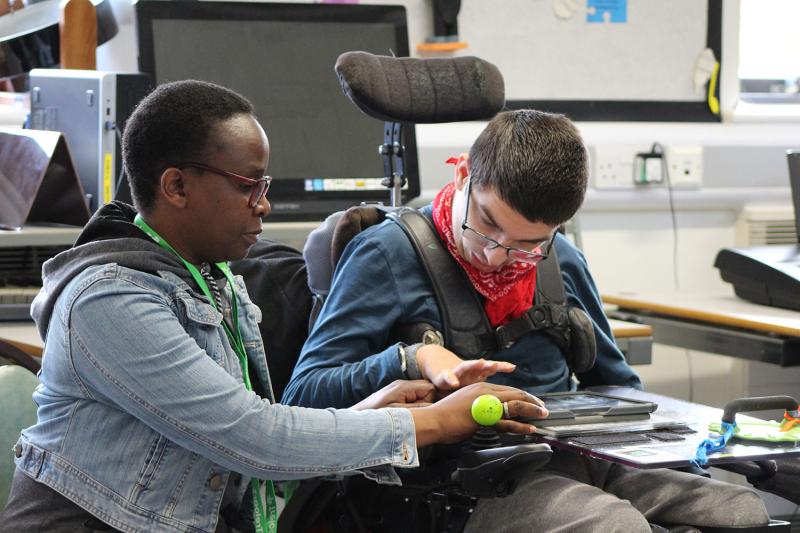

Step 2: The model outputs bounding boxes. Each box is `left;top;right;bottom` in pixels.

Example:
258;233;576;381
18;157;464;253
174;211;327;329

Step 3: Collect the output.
649;141;689;399
651;142;680;291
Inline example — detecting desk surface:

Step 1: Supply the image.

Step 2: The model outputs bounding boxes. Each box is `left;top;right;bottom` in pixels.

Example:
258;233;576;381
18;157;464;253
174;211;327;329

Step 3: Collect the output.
0;320;653;366
1;320;652;359
0;225;82;248
604;291;800;338
607;318;652;339
530;386;800;469
0;222;322;248
0;322;43;356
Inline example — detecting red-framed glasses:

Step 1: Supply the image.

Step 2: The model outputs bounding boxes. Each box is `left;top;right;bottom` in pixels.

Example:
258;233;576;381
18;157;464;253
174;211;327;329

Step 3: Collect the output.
177;162;272;208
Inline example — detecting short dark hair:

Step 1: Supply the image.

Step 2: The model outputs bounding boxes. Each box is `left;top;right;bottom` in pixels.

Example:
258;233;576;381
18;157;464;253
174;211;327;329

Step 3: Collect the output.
468;109;588;226
122;79;255;212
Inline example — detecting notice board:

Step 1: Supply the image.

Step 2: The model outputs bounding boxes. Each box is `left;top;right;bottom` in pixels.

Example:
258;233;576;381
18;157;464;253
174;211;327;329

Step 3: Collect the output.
453;0;722;121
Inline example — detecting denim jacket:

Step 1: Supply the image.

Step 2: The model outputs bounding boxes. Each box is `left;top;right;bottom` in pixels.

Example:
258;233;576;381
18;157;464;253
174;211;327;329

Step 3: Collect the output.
16;203;418;533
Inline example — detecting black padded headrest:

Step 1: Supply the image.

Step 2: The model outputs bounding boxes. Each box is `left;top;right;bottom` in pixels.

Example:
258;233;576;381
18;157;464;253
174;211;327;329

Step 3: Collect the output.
335;51;505;123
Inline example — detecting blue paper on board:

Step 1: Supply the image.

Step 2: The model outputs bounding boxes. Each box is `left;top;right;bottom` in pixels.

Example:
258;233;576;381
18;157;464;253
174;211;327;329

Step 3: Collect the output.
587;0;627;23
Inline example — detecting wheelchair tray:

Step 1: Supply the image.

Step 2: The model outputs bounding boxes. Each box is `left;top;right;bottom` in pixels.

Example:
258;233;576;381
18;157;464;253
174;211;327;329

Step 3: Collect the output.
534;392;658;429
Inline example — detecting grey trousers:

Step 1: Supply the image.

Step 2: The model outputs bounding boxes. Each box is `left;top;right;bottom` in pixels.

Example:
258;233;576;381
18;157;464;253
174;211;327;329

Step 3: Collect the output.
464;449;770;533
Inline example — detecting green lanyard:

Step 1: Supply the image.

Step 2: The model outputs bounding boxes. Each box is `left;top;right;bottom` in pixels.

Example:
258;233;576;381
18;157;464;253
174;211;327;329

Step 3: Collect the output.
134;215;277;533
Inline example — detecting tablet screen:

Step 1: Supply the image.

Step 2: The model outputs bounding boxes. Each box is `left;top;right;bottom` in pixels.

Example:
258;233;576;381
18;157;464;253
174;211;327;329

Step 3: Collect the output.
539;392;657;419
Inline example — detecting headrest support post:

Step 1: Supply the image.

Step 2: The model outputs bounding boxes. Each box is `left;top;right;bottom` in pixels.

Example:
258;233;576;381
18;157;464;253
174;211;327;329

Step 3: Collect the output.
379;121;405;207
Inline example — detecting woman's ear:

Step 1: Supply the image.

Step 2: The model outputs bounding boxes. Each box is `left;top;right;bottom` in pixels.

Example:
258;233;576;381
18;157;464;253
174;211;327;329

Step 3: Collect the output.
160;167;189;208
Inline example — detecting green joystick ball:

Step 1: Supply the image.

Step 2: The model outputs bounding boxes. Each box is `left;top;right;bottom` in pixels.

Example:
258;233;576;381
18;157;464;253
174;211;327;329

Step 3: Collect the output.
471;394;503;426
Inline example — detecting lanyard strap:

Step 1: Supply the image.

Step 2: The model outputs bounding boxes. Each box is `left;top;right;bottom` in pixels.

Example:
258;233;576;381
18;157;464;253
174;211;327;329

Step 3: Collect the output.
134;215;276;533
134;216;250;376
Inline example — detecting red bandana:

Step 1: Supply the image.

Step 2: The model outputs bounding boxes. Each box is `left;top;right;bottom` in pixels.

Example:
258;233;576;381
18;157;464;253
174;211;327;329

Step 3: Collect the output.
431;182;537;327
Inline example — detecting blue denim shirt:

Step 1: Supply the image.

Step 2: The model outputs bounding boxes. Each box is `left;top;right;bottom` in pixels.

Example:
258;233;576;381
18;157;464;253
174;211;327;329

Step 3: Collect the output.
283;206;641;409
16;262;418;533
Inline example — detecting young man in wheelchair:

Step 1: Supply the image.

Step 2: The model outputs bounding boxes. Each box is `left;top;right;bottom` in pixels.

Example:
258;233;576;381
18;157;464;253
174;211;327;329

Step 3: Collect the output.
283;109;771;532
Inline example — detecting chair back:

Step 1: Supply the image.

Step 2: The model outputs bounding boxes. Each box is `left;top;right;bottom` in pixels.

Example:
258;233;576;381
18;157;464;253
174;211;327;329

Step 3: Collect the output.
229;239;312;401
0;365;39;508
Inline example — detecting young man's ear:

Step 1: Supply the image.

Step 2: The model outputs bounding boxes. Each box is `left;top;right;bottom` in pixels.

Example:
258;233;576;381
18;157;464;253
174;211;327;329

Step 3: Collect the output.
453;153;470;191
160;167;189;208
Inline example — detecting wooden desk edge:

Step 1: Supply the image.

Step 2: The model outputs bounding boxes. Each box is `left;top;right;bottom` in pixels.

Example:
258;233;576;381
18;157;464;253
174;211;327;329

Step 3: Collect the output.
4;338;43;357
603;294;800;338
608;319;653;338
3;316;653;357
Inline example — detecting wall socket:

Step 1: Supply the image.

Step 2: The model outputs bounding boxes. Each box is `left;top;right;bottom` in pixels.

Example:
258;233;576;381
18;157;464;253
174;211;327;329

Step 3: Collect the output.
665;145;703;187
592;144;703;189
593;145;649;189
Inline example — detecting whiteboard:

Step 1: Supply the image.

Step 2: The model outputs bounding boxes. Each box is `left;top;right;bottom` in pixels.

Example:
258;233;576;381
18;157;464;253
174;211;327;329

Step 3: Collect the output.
455;0;712;103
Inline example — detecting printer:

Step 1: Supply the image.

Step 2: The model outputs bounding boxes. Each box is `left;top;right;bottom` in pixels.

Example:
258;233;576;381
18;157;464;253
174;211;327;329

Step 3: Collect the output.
714;150;800;311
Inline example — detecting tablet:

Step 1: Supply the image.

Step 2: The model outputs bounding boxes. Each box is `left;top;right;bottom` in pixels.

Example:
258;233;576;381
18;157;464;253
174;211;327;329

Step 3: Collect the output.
534;391;658;427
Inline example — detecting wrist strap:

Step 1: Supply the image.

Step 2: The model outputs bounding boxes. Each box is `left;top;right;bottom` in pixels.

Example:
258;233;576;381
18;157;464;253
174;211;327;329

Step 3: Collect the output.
403;343;423;380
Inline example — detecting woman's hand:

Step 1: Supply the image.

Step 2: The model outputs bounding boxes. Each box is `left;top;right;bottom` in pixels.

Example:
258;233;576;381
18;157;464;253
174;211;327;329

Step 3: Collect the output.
352;380;436;410
410;382;549;446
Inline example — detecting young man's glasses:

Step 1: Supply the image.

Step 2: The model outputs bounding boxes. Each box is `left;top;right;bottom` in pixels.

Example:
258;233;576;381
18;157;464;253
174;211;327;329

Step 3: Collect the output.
177;162;272;208
461;176;552;264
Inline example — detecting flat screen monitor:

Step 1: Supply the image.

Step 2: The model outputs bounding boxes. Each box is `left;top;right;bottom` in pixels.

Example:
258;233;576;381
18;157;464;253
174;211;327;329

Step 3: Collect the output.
135;1;420;221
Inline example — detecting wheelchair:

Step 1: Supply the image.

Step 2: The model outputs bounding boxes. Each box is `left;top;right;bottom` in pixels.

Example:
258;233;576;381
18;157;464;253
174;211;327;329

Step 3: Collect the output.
229;52;553;533
232;51;798;532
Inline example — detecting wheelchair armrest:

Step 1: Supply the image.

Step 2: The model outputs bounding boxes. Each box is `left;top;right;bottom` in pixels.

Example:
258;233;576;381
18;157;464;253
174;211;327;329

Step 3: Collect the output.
717;459;800;506
454;443;552;498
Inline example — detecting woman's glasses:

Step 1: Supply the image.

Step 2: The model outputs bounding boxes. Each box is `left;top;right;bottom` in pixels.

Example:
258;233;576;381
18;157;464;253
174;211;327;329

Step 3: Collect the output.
177;162;271;208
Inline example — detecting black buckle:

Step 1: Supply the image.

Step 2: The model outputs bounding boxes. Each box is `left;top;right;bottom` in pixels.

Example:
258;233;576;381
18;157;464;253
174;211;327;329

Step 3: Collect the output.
495;324;513;350
529;306;549;328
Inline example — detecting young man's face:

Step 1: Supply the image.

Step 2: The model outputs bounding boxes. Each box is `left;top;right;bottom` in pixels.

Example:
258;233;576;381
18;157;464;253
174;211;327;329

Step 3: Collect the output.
451;162;558;273
182;113;271;263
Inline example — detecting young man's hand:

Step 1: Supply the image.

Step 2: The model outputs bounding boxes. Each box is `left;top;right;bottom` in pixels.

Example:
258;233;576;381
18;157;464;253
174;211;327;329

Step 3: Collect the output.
409;382;548;447
416;344;515;391
351;380;435;410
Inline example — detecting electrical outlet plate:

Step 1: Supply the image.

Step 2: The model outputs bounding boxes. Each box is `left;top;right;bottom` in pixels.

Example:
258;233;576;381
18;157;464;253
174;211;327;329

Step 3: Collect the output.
665;145;703;187
592;145;648;189
593;146;633;189
593;144;703;189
